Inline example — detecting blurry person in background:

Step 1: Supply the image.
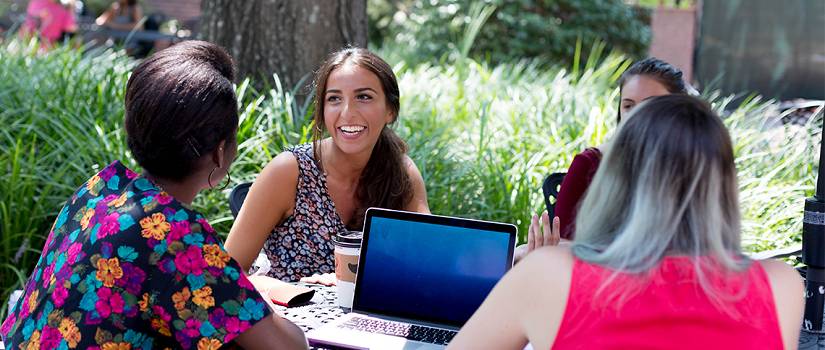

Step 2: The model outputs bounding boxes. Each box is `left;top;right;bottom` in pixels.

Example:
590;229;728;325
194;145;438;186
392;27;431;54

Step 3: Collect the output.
95;0;143;31
20;0;77;48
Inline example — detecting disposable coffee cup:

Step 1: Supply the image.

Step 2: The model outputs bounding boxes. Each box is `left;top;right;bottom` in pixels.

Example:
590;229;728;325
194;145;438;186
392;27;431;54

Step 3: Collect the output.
333;230;362;308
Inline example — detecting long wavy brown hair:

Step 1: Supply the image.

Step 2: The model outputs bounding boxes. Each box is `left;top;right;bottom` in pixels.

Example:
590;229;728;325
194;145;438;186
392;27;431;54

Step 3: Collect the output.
311;47;413;230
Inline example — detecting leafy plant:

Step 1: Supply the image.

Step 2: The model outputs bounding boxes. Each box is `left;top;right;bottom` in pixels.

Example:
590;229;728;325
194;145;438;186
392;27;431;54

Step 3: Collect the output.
0;39;817;321
369;0;651;66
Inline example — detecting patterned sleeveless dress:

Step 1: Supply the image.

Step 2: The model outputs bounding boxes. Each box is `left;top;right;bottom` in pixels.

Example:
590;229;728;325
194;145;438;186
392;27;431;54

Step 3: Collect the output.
262;143;347;281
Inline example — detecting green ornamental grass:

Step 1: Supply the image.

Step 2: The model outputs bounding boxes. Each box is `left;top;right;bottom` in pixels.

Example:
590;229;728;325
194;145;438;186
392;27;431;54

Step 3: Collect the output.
0;40;818;320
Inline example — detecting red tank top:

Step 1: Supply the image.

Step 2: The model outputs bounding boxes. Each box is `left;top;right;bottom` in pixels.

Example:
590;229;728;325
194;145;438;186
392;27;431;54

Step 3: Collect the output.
552;257;783;349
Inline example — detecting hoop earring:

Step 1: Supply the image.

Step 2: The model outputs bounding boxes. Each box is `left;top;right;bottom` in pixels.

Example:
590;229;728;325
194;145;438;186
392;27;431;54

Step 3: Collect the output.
207;167;231;191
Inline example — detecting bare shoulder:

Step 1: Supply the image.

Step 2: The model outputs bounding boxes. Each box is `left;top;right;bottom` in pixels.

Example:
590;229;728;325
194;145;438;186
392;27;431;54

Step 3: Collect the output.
759;259;803;288
511;246;575;349
507;246;575;303
758;259;804;349
402;154;430;213
226;151;302;269
402;154;421;171
402;155;426;186
404;156;424;181
241;150;300;221
519;246;575;282
269;151;299;168
446;246;573;349
758;259;804;302
259;151;300;182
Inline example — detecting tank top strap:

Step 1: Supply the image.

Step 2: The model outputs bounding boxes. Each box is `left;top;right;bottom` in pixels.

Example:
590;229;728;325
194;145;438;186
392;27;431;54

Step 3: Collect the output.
287;143;324;182
285;143;341;222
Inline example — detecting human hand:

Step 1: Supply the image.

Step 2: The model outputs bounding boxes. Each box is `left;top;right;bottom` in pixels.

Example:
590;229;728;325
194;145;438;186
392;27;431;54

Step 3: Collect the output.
514;211;560;263
299;272;336;286
246;275;281;311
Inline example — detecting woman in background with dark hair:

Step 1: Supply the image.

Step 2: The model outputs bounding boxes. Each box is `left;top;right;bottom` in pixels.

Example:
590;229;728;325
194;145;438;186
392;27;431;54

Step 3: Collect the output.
226;47;429;282
95;0;145;56
516;57;692;261
0;41;307;350
450;95;803;349
95;0;143;31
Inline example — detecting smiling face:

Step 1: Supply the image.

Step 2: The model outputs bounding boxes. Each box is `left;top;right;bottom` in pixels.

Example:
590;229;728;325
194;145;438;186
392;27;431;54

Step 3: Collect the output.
619;75;672;120
323;64;395;157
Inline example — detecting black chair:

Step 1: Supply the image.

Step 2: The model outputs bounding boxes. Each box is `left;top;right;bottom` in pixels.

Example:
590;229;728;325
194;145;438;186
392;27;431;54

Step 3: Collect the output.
541;172;567;220
229;182;253;218
539;171;802;264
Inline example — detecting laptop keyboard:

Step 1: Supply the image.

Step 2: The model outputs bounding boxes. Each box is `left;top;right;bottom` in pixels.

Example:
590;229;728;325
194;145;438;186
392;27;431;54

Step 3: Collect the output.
339;316;457;345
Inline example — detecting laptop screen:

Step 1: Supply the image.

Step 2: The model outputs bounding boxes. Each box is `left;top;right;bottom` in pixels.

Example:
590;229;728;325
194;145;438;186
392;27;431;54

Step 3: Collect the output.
352;209;516;328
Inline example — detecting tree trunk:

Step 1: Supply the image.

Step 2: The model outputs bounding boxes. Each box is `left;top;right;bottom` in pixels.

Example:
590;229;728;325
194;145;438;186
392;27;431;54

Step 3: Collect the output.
200;0;368;94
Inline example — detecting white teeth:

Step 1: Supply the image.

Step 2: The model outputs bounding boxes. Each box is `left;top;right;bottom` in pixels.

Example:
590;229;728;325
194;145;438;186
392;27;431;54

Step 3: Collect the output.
339;126;366;133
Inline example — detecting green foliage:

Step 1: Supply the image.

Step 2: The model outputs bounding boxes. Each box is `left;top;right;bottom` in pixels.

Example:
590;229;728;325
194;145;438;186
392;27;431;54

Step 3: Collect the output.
0;40;135;319
0;40;815;321
0;40;310;319
0;1;13;19
369;0;651;66
633;0;695;9
82;0;115;16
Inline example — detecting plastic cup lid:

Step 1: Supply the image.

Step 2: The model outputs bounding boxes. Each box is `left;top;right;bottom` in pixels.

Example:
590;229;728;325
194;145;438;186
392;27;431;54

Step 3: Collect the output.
333;230;362;246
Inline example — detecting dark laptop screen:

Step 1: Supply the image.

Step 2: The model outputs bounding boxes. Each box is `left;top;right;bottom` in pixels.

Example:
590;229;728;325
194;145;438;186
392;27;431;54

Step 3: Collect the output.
352;210;515;328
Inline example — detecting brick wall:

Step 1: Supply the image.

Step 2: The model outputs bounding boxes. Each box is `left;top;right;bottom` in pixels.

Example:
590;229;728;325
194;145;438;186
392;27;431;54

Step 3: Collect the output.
648;6;697;83
143;0;201;22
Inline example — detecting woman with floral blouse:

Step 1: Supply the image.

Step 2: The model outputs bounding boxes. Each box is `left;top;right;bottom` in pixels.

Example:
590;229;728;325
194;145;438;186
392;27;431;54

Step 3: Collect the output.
0;41;307;349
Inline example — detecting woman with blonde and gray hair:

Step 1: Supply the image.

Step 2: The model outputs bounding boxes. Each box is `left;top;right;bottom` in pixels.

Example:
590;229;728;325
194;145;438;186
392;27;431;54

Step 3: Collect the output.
449;95;804;349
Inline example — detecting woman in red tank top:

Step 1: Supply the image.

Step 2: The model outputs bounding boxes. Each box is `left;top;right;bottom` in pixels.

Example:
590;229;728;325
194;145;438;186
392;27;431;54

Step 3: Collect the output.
450;95;804;349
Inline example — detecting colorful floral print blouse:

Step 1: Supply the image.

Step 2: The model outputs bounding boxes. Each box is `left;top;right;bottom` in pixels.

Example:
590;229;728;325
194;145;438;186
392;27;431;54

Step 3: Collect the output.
1;161;271;349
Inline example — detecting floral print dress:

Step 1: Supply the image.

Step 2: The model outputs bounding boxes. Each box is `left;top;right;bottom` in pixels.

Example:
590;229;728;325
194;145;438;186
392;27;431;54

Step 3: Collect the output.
1;161;271;349
262;144;347;281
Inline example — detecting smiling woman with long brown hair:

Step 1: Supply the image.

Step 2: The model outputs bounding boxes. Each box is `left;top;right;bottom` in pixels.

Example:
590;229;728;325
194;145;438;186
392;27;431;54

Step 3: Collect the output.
225;47;429;282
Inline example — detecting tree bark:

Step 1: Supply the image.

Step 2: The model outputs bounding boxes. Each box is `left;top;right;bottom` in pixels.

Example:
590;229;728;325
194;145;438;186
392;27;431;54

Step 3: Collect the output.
200;0;368;93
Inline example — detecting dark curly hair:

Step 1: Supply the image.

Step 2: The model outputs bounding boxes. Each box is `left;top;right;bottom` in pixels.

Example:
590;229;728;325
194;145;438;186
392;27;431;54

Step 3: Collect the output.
124;40;238;181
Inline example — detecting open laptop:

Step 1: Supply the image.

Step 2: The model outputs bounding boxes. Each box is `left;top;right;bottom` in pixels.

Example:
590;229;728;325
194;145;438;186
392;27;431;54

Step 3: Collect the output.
306;208;517;349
